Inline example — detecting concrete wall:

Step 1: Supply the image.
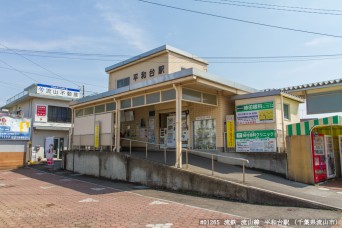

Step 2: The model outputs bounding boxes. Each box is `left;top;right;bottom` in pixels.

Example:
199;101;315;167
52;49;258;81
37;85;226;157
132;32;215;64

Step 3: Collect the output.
217;152;287;176
64;150;334;209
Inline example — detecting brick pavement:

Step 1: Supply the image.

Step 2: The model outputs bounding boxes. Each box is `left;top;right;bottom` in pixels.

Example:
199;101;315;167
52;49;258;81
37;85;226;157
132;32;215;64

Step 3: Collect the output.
0;168;269;228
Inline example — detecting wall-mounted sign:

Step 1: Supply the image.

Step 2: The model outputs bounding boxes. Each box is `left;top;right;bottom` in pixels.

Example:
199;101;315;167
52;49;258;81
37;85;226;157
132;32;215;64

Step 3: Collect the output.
236;101;274;125
0;114;31;140
226;115;235;148
35;105;47;122
132;65;165;82
195;116;212;121
37;84;80;99
236;130;276;152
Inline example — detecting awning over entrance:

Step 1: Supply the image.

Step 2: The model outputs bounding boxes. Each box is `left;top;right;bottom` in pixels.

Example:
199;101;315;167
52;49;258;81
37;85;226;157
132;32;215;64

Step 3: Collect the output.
287;115;342;136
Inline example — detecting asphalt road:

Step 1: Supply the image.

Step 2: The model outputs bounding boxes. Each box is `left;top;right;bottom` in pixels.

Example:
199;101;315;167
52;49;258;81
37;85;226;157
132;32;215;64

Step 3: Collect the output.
0;167;341;228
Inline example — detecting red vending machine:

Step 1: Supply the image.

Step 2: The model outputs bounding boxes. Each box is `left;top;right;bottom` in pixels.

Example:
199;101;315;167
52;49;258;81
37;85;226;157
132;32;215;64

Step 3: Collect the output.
311;133;327;183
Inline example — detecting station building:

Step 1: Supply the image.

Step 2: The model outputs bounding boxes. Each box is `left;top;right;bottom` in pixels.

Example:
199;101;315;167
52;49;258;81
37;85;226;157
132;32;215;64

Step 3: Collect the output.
70;45;303;168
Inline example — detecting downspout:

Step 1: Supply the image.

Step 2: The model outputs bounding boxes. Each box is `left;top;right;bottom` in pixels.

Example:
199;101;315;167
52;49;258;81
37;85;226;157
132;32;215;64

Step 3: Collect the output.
280;93;286;153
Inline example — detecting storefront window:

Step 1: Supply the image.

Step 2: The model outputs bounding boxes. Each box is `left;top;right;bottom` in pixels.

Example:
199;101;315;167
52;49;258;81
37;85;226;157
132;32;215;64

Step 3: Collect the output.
193;119;216;149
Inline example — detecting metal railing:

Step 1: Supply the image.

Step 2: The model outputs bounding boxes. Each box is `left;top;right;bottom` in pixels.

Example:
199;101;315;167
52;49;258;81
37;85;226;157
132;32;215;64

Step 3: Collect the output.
6;91;28;104
121;138;169;163
183;149;249;184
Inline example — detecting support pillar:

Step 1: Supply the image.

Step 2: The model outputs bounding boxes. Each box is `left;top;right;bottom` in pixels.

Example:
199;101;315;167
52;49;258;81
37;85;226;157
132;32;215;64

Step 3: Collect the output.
174;84;182;168
114;99;121;152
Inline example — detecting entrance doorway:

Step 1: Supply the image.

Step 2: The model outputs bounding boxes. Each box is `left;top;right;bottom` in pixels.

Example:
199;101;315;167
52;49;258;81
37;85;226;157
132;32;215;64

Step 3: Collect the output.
44;137;64;160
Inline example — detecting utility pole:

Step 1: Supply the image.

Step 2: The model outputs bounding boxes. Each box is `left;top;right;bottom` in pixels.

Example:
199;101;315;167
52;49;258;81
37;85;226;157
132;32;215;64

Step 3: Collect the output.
82;85;85;98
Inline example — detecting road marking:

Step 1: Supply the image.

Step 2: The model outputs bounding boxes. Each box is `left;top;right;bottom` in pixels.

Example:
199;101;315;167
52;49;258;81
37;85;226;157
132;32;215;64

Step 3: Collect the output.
40;186;55;189
0;183;6;187
149;200;169;205
90;187;106;191
146;223;173;228
337;192;342;194
318;188;330;191
18;177;30;180
79;198;99;203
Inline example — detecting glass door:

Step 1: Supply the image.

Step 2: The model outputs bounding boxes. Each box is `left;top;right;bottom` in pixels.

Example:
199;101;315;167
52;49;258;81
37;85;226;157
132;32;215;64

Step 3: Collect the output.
325;135;336;178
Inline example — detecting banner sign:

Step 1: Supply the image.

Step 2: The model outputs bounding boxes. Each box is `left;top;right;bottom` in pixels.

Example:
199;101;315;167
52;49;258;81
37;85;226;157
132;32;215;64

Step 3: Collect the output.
0;115;31;140
37;84;80;98
35;105;47;122
236;130;276;152
226;115;235;148
45;137;54;165
94;121;100;148
236;101;274;125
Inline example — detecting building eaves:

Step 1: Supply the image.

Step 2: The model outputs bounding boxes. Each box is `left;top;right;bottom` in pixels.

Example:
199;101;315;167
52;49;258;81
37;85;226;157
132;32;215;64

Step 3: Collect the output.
105;44;208;73
232;89;304;102
73;68;258;106
281;78;342;92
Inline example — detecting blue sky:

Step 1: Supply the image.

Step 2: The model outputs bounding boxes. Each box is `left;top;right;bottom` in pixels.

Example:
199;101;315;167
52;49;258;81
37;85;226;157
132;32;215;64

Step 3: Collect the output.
0;0;341;117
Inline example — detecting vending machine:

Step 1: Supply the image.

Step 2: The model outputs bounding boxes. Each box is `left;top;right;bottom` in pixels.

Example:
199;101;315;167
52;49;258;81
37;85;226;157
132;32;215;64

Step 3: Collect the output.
324;135;336;179
311;134;327;183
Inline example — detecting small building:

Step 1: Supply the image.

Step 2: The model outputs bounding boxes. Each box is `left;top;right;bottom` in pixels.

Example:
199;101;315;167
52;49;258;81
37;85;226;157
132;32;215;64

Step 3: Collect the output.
286;116;342;184
1;83;81;163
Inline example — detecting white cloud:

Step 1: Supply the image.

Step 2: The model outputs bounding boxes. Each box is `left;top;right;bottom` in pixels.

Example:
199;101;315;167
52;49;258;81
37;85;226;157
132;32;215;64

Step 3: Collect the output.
304;37;338;47
96;2;151;51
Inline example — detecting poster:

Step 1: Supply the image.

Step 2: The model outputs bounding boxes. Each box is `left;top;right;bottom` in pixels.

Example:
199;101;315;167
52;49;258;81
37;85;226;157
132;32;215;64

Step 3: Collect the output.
0;114;31;140
236;130;276;152
35;105;47;122
226;115;235;148
45;137;54;165
148;117;155;144
236;102;274;125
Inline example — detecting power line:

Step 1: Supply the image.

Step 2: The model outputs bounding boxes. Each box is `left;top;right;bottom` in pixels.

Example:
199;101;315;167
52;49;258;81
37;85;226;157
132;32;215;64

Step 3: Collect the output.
217;0;342;13
0;66;107;88
194;0;342;16
0;58;38;82
0;42;81;87
2;47;342;61
137;0;342;38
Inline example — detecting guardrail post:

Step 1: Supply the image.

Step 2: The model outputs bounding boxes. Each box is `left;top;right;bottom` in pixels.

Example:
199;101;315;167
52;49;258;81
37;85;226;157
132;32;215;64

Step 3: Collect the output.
186;149;188;169
129;140;132;155
211;154;214;176
164;148;166;164
145;143;148;159
243;161;245;184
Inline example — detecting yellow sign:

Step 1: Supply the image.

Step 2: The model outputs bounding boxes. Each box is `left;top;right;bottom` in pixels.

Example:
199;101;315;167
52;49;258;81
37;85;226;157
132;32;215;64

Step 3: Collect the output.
94;121;100;148
226;115;235;148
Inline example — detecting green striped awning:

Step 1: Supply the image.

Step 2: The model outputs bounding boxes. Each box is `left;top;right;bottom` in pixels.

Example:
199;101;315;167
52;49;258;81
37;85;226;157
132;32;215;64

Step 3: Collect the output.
287;115;342;136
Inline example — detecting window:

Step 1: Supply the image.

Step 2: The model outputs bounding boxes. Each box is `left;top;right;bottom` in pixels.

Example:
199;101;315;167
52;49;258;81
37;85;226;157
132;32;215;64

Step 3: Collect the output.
117;77;130;88
121;99;131;109
161;89;176;101
106;102;116;112
203;93;217;105
283;104;290;120
84;107;94;115
132;96;145;107
75;109;84;117
146;92;160;104
95;104;105;114
183;89;201;102
48;106;71;123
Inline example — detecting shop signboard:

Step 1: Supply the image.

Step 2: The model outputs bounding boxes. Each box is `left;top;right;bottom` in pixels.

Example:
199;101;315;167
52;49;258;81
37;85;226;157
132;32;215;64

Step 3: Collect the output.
236;130;276;152
45;137;54;165
226;115;235;148
94;121;100;148
37;84;80;98
236;101;274;125
35;105;47;122
0;114;31;140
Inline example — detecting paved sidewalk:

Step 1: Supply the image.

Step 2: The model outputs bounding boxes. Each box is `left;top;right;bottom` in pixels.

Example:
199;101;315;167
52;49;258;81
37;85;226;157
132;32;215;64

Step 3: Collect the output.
121;150;342;210
0;167;242;228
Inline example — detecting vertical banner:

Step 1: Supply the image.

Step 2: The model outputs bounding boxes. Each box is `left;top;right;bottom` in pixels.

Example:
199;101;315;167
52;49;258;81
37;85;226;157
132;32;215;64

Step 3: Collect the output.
45;137;54;165
226;115;235;148
94;121;100;148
